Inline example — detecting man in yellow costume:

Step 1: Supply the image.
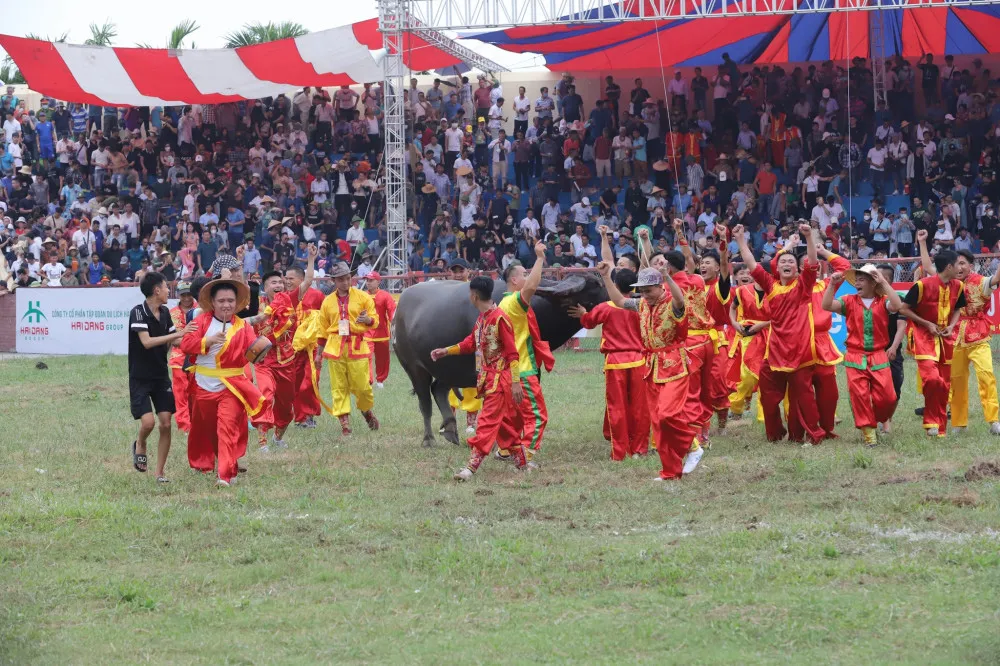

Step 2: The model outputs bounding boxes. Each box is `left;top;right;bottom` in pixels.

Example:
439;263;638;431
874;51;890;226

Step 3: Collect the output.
445;258;483;432
294;261;380;435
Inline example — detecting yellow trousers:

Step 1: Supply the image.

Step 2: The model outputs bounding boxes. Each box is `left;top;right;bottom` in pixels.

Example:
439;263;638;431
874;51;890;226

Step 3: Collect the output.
329;357;374;417
448;387;482;413
728;364;766;422
950;343;999;427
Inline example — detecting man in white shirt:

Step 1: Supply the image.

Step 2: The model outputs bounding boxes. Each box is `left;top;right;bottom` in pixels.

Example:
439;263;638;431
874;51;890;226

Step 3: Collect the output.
867;139;888;197
345;217;366;250
488;129;512;189
512;88;531;136
570;198;592;227
667;71;689;113
120;203;141;240
575;234;598;267
488;98;507;132
72;219;97;256
810;196;834;232
697;209;718;236
570;224;587;255
520;210;540;238
540;198;560;235
535;88;554;120
611;127;633;178
444;122;464;173
2;113;21;147
40;255;66;286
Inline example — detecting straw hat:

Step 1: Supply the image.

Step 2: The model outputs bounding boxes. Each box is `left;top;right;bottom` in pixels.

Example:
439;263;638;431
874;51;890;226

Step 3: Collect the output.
198;278;251;313
259;195;276;204
456;165;473;177
421;183;437;194
652;160;670;172
844;263;887;296
19;166;32;175
267;218;283;230
650;186;666;196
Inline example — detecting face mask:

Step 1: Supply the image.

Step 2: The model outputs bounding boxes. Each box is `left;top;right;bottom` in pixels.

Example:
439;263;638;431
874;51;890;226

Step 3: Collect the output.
864;214;871;220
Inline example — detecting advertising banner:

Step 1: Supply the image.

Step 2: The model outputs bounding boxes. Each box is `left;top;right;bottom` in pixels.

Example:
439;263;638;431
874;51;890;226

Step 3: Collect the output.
15;287;142;355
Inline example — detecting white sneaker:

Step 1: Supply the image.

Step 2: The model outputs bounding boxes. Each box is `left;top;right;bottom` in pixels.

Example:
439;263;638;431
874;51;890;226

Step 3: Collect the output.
376;382;384;389
273;436;288;449
951;426;966;435
926;427;939;437
892;190;900;195
216;478;232;487
259;445;270;454
632;453;641;459
682;447;704;474
990;422;1000;435
453;468;474;482
465;425;476;434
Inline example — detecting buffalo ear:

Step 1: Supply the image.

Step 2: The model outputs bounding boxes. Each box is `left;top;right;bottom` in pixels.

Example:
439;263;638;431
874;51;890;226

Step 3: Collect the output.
535;275;587;297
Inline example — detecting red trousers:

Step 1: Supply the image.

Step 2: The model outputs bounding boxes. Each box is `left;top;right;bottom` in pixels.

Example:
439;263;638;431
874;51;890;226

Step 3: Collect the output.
787;363;839;441
647;377;697;479
684;342;715;429
188;385;248;483
499;374;548;452
256;361;296;432
293;350;322;422
759;364;825;444
602;365;650;460
847;366;896;429
171;367;192;433
709;343;733;414
917;359;952;431
369;340;391;384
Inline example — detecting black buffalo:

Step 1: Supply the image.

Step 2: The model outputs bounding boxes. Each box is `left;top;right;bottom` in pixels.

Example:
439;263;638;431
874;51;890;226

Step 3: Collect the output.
393;273;608;446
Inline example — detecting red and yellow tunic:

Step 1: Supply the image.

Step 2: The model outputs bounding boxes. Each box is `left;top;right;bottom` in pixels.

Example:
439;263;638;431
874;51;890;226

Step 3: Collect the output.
446;306;519;396
704;275;732;353
810;253;850;366
731;283;770;377
579;301;644;370
631;294;689;384
838;293;891;372
498;291;555;378
957;273;991;348
314;287;379;360
254;291;297;367
905;275;964;363
665;130;684;163
179;312;266;416
684;132;701;162
751;260;818;371
674;270;714;351
168;304;192;369
366;289;397;343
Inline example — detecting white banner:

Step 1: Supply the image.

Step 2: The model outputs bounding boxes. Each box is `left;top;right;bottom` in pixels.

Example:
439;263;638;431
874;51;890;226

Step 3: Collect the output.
15;287;143;355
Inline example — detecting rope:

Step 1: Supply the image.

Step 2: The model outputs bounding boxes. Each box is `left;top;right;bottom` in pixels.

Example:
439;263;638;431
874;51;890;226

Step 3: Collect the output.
652;21;679;180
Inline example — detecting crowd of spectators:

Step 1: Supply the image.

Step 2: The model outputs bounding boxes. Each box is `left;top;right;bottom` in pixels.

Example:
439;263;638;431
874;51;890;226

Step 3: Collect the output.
3;52;1000;290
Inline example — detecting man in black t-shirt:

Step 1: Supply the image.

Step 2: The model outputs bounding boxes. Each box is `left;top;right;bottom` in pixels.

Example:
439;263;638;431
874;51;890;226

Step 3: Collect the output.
128;272;194;481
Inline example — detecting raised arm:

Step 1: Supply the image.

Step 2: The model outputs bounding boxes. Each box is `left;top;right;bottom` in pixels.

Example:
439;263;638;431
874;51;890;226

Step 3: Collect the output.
732;224;757;273
597;225;614;264
674;218;696;273
636;227;653;268
519;241;548;303
663;270;685;318
822;272;844;314
915;229;935;276
802;222;818;267
596;261;627;307
300;244;317;297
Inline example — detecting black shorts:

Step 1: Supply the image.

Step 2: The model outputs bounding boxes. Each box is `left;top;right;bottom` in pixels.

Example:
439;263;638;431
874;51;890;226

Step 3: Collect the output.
129;377;176;420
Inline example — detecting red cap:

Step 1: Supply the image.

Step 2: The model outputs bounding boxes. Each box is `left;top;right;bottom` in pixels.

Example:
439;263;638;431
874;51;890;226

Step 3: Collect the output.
367;271;382;282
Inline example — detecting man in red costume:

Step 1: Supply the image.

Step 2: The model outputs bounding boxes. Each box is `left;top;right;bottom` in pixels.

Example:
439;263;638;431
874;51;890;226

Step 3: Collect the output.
771;233;851;440
168;280;196;433
899;246;966;437
822;265;904;446
598;261;696;480
695;225;733;433
292;269;326;429
364;271;397;388
734;222;825;445
431;276;528;481
569;266;649;460
180;278;270;486
727;265;770;421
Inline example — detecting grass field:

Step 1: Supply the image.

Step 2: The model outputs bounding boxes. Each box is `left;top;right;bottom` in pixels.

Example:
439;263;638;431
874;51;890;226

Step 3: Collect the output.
1;351;1000;665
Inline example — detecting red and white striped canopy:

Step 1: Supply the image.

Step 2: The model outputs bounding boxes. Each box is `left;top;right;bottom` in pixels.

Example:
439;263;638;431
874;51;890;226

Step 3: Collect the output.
0;19;458;107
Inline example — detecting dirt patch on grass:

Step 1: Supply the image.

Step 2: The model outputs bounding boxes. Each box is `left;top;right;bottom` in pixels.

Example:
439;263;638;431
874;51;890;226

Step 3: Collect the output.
964;461;1000;482
474;489;494;496
518;507;558;521
923;489;980;508
878;471;947;485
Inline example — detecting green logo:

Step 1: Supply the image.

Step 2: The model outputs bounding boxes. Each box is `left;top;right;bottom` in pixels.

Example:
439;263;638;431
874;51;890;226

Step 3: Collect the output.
21;301;47;323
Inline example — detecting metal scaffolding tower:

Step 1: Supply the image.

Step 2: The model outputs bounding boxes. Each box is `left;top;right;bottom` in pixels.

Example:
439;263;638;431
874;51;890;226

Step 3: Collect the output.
378;0;410;280
870;10;889;110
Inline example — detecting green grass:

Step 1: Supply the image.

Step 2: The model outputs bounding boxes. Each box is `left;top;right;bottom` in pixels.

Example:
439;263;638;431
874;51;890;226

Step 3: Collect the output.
2;352;1000;665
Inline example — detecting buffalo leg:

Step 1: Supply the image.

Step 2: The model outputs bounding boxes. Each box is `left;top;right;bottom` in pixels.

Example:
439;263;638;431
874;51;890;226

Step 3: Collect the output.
402;362;437;447
432;380;460;445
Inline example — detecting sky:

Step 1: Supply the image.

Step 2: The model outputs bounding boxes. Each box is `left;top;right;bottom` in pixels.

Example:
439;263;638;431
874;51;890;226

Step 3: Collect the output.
0;0;542;71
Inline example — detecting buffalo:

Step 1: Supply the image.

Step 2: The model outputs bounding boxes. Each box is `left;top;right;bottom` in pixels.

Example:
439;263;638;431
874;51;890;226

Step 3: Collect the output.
393;273;608;447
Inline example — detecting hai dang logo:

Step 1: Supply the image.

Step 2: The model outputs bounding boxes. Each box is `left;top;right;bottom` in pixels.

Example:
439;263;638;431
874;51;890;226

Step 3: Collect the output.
19;300;49;338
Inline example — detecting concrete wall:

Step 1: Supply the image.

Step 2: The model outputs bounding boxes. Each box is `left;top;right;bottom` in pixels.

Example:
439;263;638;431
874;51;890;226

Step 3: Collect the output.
0;292;16;353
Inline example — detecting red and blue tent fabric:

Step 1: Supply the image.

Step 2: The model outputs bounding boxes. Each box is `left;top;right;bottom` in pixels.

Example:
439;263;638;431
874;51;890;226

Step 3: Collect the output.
470;3;1000;70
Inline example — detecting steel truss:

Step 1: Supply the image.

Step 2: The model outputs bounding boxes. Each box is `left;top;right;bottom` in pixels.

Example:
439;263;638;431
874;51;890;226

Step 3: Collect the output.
409;0;994;30
379;0;410;282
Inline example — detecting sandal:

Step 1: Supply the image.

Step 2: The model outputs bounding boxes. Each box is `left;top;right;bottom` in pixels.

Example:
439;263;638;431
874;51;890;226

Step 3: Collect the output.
156;476;170;484
132;441;147;473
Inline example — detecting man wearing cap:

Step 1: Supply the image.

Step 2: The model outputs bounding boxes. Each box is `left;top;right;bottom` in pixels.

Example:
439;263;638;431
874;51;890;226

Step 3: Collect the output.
364;271;396;388
168;281;197;432
596;258;697;479
446;258;484;430
568;264;650;460
914;230;1000;436
734;222;826;445
822;265;904;446
180;277;269;486
294;261;380;435
495;243;554;462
